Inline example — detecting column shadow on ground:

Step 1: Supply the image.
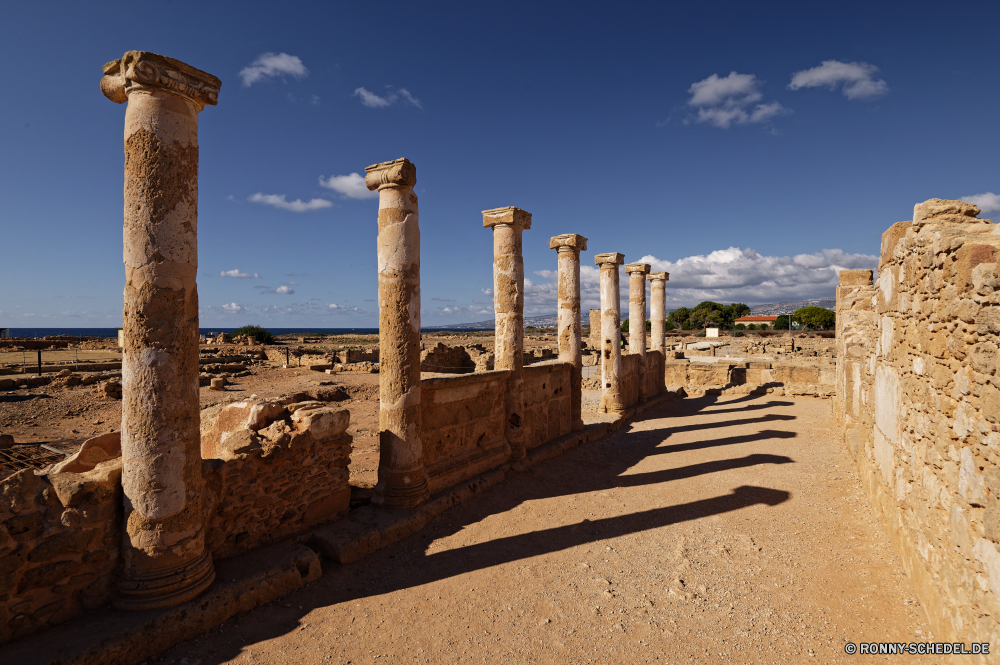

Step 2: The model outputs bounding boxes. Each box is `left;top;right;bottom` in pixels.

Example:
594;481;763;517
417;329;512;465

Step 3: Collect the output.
161;392;798;663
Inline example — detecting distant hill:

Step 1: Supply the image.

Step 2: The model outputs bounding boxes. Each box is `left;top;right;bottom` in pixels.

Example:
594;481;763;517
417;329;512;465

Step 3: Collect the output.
429;298;835;331
426;314;557;331
749;299;836;315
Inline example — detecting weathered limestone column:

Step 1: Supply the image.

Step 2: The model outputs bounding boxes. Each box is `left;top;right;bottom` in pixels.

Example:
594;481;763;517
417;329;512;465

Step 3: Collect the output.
366;158;429;509
484;207;532;461
595;253;625;414
100;51;220;610
550;234;588;431
647;271;669;394
625;263;651;400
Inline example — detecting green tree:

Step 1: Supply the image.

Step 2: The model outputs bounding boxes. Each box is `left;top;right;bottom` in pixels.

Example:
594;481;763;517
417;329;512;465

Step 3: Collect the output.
232;324;275;344
774;315;791;331
793;306;836;330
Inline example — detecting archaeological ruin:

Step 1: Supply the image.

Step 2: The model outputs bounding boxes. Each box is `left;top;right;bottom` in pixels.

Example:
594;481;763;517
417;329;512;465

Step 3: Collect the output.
3;49;1000;663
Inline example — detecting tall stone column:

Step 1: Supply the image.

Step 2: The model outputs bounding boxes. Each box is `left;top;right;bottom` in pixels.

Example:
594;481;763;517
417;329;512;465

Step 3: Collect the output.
550;234;588;431
483;207;532;461
625;263;650;400
647;271;669;394
100;51;220;610
595;253;625;414
366;158;429;509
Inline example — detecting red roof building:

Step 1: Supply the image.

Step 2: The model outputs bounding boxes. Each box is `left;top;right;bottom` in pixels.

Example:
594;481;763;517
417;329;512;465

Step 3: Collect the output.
734;316;778;323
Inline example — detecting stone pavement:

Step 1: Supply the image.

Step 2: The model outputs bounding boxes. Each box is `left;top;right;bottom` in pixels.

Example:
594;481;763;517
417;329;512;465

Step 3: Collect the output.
152;394;934;664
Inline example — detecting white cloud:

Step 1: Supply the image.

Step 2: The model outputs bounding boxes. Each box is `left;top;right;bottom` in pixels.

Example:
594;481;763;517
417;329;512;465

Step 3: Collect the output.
524;247;878;315
481;288;493;297
318;173;378;199
240;53;308;87
789;60;888;100
353;86;422;109
221;303;250;313
687;72;789;129
327;303;363;313
432;297;456;302
274;285;294;294
220;269;260;278
962;192;1000;214
248;192;332;212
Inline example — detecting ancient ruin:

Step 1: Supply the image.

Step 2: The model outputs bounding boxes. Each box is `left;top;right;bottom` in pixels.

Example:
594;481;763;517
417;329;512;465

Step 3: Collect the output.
550;233;588;431
595;252;625;414
483;207;532;461
101;51;220;611
4;49;1000;665
366;158;429;510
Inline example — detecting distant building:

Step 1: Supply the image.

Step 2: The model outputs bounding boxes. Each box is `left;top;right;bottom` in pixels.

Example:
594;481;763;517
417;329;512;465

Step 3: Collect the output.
0;328;8;339
735;316;777;324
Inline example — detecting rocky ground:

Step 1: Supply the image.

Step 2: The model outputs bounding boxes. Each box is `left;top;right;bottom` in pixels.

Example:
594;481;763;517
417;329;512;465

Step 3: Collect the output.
148;394;935;664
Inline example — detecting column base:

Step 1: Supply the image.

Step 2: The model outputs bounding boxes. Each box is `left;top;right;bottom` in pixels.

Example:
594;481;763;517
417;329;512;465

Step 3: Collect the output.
372;472;430;510
115;546;215;612
509;445;526;461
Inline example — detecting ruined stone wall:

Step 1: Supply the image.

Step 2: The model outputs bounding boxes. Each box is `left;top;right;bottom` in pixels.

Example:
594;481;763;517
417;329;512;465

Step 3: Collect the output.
834;200;1000;646
1;460;122;645
420;342;475;373
645;350;664;397
523;361;572;450
621;353;640;408
200;399;353;559
421;370;511;494
664;359;835;396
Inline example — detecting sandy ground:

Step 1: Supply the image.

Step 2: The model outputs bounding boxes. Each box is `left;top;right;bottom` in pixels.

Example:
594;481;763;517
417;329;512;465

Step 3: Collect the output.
148;393;935;665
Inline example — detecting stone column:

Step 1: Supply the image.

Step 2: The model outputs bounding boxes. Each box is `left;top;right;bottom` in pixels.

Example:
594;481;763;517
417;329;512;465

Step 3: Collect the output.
483;207;532;461
647;271;669;394
550;234;588;431
625;263;650;400
100;51;220;611
366;158;429;509
595;253;625;414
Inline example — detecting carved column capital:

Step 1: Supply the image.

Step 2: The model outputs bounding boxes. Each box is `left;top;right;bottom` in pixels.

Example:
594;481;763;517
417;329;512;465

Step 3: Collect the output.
483;207;532;230
549;233;588;252
594;252;625;266
365;158;417;191
625;262;650;276
101;51;220;106
647;271;669;282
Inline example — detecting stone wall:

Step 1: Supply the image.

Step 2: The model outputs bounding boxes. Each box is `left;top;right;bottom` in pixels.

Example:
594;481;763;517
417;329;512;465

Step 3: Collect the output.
200;399;353;559
645;350;665;398
834;199;1000;647
420;342;475;373
664;359;835;396
621;353;640;408
523;361;572;450
421;370;512;493
1;454;122;644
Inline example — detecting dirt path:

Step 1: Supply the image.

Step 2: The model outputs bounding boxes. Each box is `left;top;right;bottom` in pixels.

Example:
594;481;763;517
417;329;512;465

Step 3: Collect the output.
153;394;931;663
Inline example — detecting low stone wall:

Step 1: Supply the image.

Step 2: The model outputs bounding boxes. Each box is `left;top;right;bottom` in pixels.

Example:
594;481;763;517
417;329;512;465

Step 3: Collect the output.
833;199;1000;647
523;361;572;450
0;455;122;644
664;359;835;396
621;353;640;408
200;399;353;559
645;350;665;397
420;370;511;494
420;342;475;373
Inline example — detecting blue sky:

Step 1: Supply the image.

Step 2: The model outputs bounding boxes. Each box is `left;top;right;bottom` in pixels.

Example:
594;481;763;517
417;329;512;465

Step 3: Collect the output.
2;1;998;328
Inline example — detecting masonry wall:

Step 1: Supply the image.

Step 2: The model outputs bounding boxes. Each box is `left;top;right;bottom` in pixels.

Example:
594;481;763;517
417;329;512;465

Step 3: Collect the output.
200;399;353;559
645;350;665;397
664;359;835;396
421;370;512;494
523;361;572;450
834;200;1000;648
0;460;122;645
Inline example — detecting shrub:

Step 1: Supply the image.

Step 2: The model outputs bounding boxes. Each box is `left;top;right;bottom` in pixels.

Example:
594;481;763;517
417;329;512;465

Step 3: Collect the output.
232;324;275;345
734;323;746;330
731;330;745;337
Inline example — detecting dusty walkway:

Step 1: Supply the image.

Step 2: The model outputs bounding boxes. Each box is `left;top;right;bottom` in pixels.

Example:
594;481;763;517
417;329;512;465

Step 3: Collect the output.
154;394;933;664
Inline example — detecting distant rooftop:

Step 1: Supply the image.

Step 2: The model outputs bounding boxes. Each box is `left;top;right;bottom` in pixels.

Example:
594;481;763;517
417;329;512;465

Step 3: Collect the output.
735;316;778;322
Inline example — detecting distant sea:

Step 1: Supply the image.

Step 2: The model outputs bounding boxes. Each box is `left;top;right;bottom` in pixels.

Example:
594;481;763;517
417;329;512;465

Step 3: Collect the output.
3;327;381;339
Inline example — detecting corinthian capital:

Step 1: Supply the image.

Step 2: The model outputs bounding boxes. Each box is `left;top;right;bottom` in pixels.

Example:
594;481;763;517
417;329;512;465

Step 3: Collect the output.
594;253;624;266
483;207;532;230
100;51;221;106
365;158;417;191
549;233;588;252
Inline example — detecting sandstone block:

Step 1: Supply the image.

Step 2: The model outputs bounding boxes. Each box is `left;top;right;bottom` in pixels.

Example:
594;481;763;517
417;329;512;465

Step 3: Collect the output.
290;407;350;440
